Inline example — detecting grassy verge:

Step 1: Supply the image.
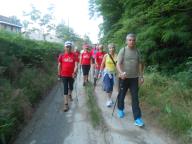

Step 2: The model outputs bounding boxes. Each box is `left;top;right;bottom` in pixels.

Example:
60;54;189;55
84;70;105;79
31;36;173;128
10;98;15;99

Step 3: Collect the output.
0;67;57;144
0;31;62;144
85;82;103;128
139;72;192;144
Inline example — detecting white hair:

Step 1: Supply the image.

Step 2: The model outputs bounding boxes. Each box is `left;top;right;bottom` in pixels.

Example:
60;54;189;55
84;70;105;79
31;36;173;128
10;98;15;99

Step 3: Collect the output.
126;33;136;40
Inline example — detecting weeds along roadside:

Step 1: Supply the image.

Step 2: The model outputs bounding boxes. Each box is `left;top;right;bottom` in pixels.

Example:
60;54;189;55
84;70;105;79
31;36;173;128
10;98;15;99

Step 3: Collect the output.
0;31;62;144
139;72;192;144
84;82;109;143
85;82;103;129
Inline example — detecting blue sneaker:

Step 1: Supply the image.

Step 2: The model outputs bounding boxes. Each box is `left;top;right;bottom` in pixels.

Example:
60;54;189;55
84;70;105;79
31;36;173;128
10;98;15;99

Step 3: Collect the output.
117;109;125;118
134;118;144;127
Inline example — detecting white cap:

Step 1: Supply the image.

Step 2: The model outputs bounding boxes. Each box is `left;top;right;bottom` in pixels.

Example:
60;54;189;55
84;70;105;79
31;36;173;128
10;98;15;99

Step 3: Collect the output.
64;41;72;47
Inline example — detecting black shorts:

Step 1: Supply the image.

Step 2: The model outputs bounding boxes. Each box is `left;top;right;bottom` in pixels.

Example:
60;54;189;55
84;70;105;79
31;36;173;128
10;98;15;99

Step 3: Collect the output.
61;77;74;95
82;65;91;76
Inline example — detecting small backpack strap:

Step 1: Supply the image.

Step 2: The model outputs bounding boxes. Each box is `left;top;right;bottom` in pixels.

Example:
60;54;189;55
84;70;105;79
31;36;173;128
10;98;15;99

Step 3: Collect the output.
108;53;116;66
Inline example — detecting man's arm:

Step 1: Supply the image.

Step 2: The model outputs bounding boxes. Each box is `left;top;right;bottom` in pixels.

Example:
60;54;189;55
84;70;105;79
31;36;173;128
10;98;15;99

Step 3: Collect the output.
139;62;144;78
116;62;123;75
116;49;126;79
139;61;145;84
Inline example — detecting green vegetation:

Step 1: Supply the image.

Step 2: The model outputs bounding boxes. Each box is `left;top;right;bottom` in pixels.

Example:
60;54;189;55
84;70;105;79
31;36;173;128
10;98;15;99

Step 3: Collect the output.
0;30;62;144
85;82;102;128
90;0;192;72
139;70;192;143
89;0;192;143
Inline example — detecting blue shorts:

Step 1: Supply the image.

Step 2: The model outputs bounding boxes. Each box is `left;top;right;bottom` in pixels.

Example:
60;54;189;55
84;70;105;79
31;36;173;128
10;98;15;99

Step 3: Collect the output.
103;73;114;93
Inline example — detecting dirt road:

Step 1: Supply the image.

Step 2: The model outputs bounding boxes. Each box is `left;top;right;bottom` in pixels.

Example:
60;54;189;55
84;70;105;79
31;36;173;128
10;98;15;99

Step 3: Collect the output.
94;79;177;144
13;73;177;144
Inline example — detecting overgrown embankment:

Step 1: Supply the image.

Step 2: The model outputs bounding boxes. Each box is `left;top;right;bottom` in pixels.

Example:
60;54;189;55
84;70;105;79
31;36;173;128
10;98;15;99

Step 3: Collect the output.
140;71;192;144
85;82;109;143
85;82;103;128
0;31;62;144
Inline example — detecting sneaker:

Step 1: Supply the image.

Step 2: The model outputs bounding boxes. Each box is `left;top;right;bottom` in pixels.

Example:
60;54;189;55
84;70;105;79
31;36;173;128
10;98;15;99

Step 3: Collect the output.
134;118;144;127
110;100;114;105
63;104;69;112
106;100;112;107
107;100;113;107
117;109;124;118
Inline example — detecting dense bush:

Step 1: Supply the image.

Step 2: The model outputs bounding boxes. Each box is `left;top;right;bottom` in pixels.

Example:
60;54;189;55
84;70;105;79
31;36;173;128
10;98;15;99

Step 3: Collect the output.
0;30;62;143
90;0;192;73
89;1;192;143
139;72;192;143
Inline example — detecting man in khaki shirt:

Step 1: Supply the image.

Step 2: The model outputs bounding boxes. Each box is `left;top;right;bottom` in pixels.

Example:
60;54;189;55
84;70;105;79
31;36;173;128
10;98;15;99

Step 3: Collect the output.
116;33;145;127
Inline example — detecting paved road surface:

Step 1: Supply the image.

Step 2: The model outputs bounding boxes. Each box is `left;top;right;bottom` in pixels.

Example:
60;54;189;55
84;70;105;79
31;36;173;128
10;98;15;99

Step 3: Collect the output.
13;73;177;144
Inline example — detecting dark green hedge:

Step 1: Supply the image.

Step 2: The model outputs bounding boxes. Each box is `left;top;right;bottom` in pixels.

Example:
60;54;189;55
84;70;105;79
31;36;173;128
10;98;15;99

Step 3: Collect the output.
0;30;62;144
92;0;192;73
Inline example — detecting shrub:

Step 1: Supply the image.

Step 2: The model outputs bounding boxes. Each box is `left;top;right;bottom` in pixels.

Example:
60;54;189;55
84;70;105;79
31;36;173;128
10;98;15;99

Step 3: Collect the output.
140;72;192;143
0;31;62;144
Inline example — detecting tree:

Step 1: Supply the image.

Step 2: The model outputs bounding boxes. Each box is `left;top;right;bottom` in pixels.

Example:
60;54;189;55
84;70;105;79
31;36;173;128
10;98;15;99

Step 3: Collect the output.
83;34;92;44
90;0;192;73
39;14;55;41
55;23;83;43
89;0;123;44
23;5;56;41
22;20;31;38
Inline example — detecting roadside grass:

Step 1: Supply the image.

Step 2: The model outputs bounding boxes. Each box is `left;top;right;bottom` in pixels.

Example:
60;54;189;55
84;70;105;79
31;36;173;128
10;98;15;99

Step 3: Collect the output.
0;31;62;144
0;66;57;144
85;82;103;128
139;72;192;144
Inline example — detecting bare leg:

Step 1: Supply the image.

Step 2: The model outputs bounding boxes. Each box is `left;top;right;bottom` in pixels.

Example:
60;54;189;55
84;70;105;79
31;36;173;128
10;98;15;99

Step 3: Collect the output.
85;75;88;82
106;92;113;107
63;95;69;112
107;92;112;101
68;90;73;101
83;76;86;86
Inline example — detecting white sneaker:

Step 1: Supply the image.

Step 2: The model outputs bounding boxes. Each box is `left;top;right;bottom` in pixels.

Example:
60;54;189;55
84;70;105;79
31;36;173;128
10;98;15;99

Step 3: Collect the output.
106;100;112;107
109;100;113;105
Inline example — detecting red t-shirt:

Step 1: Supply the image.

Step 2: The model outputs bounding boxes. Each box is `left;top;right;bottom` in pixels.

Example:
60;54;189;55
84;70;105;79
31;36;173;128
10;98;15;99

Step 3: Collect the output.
74;51;80;63
95;51;106;69
81;51;91;65
58;52;77;77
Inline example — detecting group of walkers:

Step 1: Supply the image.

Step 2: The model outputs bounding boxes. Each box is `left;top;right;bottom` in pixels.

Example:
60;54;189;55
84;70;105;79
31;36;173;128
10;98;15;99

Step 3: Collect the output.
57;33;145;127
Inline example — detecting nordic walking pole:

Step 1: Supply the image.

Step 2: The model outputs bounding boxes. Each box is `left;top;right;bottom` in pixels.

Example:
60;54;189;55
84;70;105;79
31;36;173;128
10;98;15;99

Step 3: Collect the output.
75;78;78;102
74;76;78;103
112;96;118;116
57;75;64;100
79;65;82;81
112;78;121;116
